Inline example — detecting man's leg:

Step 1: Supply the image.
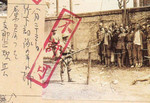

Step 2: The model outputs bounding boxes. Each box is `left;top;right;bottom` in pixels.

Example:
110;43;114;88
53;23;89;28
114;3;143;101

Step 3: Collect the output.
117;49;122;67
104;45;108;66
138;45;143;67
107;49;111;67
128;49;133;66
121;49;126;67
147;40;150;66
133;44;138;67
67;64;72;82
60;61;64;82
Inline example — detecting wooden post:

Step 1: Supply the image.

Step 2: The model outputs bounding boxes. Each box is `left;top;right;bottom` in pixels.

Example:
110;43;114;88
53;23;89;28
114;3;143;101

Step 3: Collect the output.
87;43;91;85
56;0;59;16
123;0;127;26
134;0;137;7
70;0;73;12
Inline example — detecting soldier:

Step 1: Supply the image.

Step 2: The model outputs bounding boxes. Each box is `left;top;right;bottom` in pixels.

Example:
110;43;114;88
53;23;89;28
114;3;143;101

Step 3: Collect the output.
125;27;134;67
60;33;73;82
103;26;111;67
133;24;146;67
49;29;61;59
147;25;150;66
111;23;120;66
141;25;148;66
116;27;127;67
97;22;105;64
108;25;115;65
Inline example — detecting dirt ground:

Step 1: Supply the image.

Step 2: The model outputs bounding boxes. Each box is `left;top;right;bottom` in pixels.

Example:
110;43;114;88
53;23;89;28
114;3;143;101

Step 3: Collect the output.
42;61;150;102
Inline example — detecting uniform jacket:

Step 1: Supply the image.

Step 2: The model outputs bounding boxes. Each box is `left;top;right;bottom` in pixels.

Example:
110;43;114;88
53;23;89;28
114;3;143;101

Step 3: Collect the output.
116;33;127;49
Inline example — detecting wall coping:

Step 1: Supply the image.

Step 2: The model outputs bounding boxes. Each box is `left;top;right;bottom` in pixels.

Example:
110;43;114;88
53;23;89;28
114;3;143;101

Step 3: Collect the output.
45;6;150;21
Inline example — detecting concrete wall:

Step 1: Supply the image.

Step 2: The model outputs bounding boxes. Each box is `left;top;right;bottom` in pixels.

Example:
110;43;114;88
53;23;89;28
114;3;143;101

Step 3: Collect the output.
45;6;150;60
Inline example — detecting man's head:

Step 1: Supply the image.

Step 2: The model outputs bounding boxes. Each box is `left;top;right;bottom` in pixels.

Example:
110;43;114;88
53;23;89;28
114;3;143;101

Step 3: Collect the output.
99;22;103;28
125;25;129;29
135;23;140;30
62;33;69;41
120;23;123;27
52;29;57;35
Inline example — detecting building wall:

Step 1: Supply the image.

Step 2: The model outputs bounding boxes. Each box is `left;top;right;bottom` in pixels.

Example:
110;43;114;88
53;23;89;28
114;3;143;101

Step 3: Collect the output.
140;0;150;6
45;7;150;60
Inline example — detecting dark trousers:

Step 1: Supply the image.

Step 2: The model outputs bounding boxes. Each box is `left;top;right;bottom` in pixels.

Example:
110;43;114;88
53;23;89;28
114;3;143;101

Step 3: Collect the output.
104;45;111;66
126;43;133;66
117;49;126;67
98;43;105;64
127;49;133;66
147;40;150;65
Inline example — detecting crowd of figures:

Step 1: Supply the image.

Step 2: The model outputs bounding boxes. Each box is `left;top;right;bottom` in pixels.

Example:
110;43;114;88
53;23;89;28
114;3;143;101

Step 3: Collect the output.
97;22;150;68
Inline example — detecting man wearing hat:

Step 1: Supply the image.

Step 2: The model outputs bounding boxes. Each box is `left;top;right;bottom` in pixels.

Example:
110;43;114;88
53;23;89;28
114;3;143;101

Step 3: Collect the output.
60;33;73;82
49;29;61;58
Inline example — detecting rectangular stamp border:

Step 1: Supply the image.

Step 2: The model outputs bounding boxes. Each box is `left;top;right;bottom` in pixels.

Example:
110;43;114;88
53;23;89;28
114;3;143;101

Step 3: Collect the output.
27;8;82;88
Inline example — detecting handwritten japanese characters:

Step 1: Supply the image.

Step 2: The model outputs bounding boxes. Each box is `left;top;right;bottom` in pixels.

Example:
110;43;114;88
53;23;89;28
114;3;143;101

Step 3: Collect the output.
0;1;45;91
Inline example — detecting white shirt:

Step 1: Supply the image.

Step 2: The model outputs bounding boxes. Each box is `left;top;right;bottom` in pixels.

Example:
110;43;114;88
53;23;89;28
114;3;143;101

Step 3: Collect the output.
134;30;141;45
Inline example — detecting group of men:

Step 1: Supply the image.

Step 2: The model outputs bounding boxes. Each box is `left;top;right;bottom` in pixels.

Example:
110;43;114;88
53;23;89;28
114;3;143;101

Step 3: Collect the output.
97;22;150;68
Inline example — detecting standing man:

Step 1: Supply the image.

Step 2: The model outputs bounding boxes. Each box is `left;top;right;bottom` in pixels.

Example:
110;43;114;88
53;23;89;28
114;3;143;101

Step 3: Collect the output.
112;23;120;66
97;22;105;64
103;26;111;67
60;33;73;82
141;25;148;66
147;25;150;66
49;29;61;59
116;27;127;67
133;24;145;67
125;27;134;67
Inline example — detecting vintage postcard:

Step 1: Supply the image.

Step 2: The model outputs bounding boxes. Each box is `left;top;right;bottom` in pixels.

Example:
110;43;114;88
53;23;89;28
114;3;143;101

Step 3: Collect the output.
0;0;150;103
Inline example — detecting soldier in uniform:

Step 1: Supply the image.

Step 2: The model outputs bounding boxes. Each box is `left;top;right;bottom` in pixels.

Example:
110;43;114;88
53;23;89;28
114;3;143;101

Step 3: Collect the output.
97;22;105;64
60;33;73;82
103;26;112;67
116;27;127;67
133;24;146;67
125;27;134;67
141;25;148;66
49;29;61;59
111;23;120;66
147;25;150;66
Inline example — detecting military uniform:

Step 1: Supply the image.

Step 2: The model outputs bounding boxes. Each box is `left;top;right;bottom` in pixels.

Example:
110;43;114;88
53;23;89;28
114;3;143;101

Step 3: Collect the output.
49;29;61;59
60;33;73;82
111;26;120;66
97;27;105;64
103;28;111;67
116;29;127;67
125;30;134;67
147;25;150;66
141;25;148;66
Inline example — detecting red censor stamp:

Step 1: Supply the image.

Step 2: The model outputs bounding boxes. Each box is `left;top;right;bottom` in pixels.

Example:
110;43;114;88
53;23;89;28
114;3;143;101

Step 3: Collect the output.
26;8;82;88
32;0;42;5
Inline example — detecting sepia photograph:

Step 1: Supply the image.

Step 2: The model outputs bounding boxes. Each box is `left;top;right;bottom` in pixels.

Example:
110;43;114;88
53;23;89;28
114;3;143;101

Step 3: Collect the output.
42;0;150;101
0;0;150;103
